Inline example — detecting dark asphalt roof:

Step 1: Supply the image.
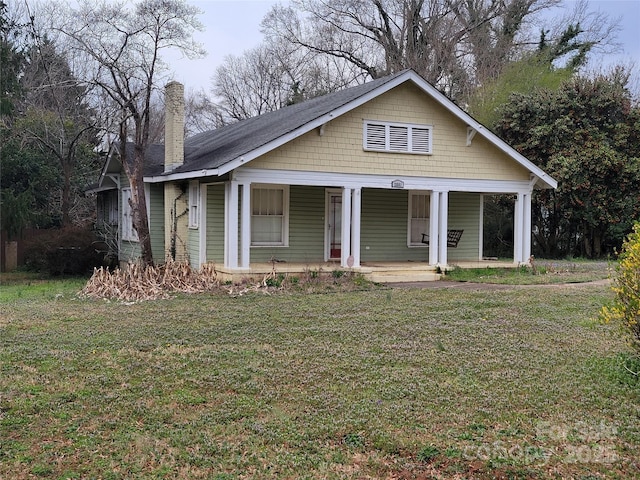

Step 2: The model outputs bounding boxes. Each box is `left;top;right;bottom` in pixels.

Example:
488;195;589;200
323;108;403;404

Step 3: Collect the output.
113;142;165;177
172;70;409;174
132;143;165;177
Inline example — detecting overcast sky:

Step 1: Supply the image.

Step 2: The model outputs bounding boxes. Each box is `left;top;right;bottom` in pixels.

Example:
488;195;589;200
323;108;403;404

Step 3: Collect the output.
165;0;640;93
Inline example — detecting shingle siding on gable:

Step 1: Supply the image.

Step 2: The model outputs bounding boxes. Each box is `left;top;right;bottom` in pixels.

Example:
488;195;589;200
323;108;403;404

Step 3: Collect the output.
247;83;529;182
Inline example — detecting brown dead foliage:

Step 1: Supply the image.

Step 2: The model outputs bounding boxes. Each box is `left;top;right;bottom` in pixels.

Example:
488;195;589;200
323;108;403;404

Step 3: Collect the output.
80;260;220;302
80;261;374;302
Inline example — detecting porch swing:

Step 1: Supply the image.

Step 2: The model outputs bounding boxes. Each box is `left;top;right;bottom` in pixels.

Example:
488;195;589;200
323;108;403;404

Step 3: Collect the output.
421;230;464;248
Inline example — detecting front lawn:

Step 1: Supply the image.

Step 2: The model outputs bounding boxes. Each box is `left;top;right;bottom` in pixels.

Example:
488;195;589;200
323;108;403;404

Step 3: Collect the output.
1;279;638;479
444;260;612;285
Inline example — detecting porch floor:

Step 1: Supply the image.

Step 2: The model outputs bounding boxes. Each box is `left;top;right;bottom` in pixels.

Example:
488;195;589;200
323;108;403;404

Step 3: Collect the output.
214;259;518;284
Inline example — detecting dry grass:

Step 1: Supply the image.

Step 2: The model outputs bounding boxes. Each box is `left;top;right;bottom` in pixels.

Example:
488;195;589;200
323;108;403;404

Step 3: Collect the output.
1;267;638;479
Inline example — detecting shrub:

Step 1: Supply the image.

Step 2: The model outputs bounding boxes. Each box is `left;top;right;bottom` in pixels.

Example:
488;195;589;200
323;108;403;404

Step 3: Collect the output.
600;223;640;364
331;269;345;278
23;226;104;275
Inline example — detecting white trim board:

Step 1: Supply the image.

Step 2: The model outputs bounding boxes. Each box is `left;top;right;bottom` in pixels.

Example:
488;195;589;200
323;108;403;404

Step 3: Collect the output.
232;168;536;194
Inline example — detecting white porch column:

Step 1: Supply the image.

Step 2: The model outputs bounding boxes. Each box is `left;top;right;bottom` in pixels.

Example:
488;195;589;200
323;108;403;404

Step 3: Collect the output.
429;191;440;265
224;183;229;267
341;187;352;268
199;184;207;267
478;194;484;261
522;192;532;263
239;183;251;269
350;187;361;268
225;181;239;269
438;191;449;267
514;193;524;264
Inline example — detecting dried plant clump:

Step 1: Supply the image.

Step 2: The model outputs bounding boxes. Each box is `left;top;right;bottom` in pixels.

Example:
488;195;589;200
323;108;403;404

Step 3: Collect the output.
80;261;376;302
80;260;220;302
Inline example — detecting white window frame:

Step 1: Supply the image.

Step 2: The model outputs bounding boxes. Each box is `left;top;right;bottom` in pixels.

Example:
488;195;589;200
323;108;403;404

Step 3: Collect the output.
363;120;433;154
121;187;138;242
250;184;289;247
408;191;430;247
188;180;200;229
108;190;118;225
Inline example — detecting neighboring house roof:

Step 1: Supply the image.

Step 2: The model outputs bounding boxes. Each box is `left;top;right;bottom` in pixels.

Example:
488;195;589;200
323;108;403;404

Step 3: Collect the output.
89;142;165;193
151;69;555;189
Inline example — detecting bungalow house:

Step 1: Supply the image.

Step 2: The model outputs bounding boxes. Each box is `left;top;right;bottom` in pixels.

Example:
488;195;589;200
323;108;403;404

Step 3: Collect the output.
92;69;557;282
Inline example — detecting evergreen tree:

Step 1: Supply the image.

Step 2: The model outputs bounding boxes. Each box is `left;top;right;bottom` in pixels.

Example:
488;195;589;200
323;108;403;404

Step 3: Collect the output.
496;71;640;257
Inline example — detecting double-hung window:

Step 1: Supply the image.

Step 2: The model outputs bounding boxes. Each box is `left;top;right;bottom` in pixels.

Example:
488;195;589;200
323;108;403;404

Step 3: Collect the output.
121;187;138;241
364;121;432;154
251;185;289;246
408;192;430;246
188;180;200;229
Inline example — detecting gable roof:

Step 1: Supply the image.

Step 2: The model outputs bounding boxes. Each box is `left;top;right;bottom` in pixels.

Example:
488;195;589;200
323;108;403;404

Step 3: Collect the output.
175;71;407;174
148;70;557;189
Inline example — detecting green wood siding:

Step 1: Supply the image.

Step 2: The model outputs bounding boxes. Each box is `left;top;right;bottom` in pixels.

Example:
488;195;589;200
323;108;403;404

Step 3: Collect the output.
250;185;325;263
120;182;164;265
149;184;165;262
360;189;428;262
188;229;199;268
206;184;225;264
448;192;480;261
201;184;480;266
120;241;141;262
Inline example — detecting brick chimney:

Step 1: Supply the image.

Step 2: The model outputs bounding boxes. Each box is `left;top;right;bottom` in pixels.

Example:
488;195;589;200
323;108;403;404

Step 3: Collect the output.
164;81;184;172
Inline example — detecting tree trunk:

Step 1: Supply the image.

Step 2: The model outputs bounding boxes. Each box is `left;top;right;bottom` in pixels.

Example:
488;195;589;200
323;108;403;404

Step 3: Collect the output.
593;230;603;258
130;161;154;267
583;234;592;258
61;162;72;227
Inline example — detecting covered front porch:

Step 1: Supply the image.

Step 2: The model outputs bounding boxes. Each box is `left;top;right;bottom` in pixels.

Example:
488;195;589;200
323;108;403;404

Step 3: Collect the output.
193;169;535;280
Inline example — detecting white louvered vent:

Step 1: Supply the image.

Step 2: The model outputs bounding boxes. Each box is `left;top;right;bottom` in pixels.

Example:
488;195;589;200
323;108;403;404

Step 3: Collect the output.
411;127;430;153
364;121;432;154
389;125;409;151
365;123;386;150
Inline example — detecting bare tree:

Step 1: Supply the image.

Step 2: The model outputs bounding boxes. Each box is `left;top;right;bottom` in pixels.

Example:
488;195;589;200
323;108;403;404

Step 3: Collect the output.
262;0;618;101
184;89;225;134
212;35;366;123
214;45;289;121
52;0;204;266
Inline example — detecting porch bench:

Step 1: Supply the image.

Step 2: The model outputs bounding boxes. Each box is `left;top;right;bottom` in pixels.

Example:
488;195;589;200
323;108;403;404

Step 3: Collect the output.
421;229;464;248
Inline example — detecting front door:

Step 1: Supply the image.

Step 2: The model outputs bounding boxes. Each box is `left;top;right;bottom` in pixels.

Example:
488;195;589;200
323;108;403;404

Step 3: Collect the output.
326;190;342;260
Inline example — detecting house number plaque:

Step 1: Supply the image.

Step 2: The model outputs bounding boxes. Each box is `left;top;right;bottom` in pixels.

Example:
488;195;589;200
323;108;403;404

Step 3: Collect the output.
391;179;404;189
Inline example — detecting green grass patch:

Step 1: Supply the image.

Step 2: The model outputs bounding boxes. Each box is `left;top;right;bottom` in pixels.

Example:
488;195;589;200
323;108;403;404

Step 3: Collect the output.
0;272;86;302
0;277;637;479
444;260;612;285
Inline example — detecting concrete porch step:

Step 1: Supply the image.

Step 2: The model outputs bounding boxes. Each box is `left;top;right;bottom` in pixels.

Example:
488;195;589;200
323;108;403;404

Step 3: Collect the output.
366;270;441;283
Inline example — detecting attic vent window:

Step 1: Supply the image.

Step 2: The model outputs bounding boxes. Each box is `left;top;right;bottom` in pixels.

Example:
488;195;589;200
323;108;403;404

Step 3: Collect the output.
364;121;432;154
